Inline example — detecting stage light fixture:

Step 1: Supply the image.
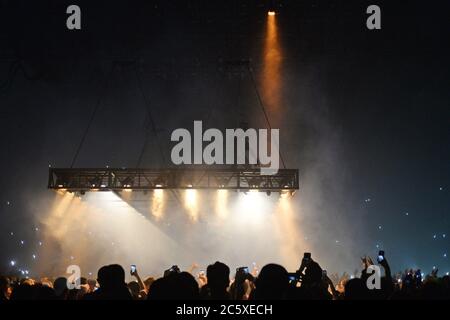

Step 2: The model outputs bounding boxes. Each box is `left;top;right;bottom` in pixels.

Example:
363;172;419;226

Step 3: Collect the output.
268;0;276;15
49;168;299;193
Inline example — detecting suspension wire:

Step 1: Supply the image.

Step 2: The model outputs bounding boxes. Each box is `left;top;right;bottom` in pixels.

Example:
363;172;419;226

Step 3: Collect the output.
70;63;115;168
0;60;44;91
0;61;20;91
134;63;167;168
203;70;219;128
247;64;287;169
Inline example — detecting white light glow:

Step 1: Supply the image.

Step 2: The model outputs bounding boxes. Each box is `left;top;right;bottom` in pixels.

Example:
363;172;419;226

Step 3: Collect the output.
215;190;228;219
36;189;308;278
151;189;165;220
184;189;198;220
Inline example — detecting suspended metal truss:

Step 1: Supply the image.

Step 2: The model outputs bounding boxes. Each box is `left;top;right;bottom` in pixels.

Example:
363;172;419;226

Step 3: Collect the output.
48;167;299;192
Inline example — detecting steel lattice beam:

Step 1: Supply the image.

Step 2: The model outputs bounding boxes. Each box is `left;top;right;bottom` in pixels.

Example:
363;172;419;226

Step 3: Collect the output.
48;167;299;192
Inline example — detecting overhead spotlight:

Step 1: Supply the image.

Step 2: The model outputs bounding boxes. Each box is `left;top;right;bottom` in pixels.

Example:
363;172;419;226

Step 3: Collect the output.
268;0;276;15
89;177;103;188
280;189;289;197
155;184;163;188
187;184;193;188
121;177;133;188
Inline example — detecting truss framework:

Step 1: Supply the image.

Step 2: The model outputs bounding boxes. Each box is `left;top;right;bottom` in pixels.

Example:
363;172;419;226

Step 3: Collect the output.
48;167;299;192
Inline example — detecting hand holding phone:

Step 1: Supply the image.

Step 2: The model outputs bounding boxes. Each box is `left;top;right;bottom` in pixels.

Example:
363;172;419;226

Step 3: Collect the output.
130;264;137;275
377;250;385;263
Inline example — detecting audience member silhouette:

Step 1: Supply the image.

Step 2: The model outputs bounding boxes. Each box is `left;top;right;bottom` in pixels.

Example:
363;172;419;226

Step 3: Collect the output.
85;264;132;300
200;261;231;300
0;276;10;301
148;271;199;300
251;264;289;300
3;252;450;300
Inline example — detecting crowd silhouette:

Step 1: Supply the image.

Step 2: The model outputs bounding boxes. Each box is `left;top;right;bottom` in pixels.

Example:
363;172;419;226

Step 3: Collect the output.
1;253;449;300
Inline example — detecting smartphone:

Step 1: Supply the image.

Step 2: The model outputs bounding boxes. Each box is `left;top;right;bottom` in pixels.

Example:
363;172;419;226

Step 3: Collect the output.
377;250;385;263
288;273;298;282
130;265;136;274
236;266;249;274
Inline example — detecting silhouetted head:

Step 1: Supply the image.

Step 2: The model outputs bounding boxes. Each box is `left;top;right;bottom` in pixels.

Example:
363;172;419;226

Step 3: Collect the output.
97;265;110;288
148;272;199;300
176;272;200;299
207;261;230;291
53;277;68;298
254;263;289;300
97;264;126;290
80;277;88;285
108;264;126;287
344;278;369;300
33;283;57;300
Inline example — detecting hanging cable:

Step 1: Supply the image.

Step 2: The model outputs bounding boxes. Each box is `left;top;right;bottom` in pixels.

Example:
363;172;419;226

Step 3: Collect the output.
70;63;115;168
134;63;167;168
0;60;20;91
247;64;286;169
